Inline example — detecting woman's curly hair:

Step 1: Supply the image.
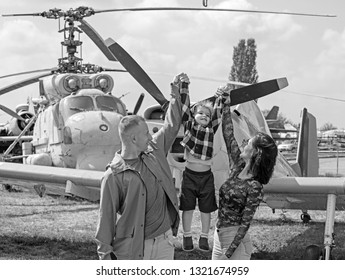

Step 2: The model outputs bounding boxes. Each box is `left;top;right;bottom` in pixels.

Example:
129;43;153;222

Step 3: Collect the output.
249;132;278;184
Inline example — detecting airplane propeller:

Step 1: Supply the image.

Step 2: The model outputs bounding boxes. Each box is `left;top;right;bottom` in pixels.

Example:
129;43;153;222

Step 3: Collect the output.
0;104;27;122
2;114;38;159
133;93;145;115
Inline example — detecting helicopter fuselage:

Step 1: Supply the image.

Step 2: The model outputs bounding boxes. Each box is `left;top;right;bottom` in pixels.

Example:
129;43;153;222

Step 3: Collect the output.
26;73;127;171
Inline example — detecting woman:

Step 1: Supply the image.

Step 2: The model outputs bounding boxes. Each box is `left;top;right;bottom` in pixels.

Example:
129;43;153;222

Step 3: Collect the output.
212;87;278;260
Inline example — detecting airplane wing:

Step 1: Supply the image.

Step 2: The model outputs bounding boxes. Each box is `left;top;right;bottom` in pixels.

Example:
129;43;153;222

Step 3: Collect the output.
269;128;299;133
264;177;345;210
0;162;103;201
0;136;33;142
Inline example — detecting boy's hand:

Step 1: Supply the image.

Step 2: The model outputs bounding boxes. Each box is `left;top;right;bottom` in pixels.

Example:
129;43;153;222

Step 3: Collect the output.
172;72;190;86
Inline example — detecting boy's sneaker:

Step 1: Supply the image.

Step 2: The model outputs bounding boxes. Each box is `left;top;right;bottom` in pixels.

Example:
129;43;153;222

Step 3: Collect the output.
199;237;209;251
182;236;194;251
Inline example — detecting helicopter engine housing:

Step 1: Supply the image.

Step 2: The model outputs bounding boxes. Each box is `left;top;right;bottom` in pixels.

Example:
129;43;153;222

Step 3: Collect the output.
28;87;126;171
7;105;34;136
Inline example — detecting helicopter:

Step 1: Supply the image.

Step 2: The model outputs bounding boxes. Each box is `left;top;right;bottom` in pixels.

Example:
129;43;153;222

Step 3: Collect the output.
0;7;161;170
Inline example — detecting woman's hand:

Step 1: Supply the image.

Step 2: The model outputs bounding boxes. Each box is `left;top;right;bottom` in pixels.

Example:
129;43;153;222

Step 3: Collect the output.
216;84;231;104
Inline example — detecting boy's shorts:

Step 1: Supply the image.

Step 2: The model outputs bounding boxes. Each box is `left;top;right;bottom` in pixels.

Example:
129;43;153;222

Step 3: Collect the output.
179;167;218;213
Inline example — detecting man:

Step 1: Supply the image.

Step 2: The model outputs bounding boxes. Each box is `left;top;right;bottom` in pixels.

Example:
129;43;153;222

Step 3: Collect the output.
95;73;188;260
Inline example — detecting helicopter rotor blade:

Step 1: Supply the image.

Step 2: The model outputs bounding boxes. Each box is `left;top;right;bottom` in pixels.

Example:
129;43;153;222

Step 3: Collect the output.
0;72;52;96
78;19;117;62
3;6;336;18
2;7;336;18
133;93;145;115
0;67;58;80
2;12;44;17
77;19;165;105
93;7;336;18
101;68;127;73
105;38;168;106
0;105;26;122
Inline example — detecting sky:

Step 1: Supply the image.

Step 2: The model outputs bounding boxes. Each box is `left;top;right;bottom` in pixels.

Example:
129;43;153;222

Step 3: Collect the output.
0;0;344;129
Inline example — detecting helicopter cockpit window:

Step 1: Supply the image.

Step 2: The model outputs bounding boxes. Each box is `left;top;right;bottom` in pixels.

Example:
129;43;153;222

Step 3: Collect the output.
63;96;94;118
96;95;126;116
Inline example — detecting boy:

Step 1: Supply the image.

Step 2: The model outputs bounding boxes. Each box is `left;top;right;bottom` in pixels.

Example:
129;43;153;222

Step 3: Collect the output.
176;73;229;252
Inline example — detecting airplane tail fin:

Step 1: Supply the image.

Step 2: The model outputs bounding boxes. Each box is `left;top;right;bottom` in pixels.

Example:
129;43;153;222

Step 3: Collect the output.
295;108;319;177
266;105;279;120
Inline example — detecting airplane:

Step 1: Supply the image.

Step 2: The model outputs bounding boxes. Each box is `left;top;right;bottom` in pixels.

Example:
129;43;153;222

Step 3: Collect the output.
0;6;340;260
264;105;299;140
0;103;34;160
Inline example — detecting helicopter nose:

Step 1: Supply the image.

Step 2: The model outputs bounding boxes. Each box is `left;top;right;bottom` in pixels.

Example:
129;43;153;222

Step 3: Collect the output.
62;111;123;170
65;111;122;145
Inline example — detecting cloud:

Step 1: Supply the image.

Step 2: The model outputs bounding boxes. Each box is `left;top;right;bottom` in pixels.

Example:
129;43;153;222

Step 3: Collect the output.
311;28;345;91
0;20;59;75
317;28;345;66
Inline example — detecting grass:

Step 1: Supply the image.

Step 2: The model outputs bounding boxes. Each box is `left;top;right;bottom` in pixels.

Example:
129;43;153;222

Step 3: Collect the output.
1;185;345;260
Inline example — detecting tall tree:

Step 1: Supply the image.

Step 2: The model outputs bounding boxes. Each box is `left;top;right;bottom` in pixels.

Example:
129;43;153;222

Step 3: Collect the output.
320;122;337;131
229;38;259;86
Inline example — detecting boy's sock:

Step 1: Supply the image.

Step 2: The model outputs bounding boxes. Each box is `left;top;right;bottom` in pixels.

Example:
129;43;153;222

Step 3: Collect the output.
199;232;210;251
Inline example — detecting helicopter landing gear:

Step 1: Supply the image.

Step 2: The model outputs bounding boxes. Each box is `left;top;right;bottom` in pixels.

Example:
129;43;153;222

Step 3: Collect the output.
34;184;46;198
3;184;12;191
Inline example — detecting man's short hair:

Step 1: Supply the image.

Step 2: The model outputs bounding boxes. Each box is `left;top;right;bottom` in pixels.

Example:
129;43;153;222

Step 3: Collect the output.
118;115;146;136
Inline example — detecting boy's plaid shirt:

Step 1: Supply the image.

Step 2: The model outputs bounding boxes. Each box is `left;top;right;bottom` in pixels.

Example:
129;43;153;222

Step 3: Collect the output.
179;82;227;161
